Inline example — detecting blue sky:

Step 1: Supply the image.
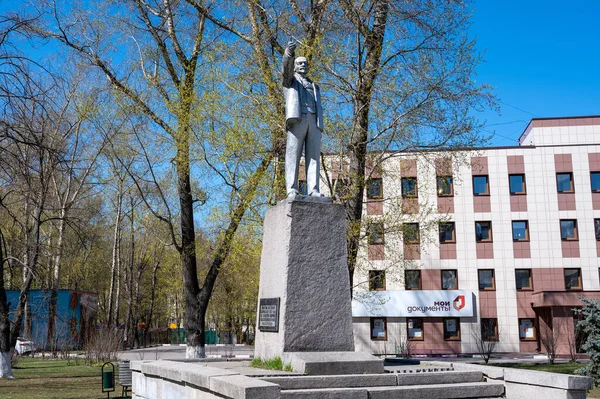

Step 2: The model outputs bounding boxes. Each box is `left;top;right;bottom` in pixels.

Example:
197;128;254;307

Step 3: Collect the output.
471;1;600;146
3;1;598;148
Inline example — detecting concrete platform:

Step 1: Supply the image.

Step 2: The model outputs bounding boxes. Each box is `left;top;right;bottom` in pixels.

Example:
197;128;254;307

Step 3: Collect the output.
282;352;384;375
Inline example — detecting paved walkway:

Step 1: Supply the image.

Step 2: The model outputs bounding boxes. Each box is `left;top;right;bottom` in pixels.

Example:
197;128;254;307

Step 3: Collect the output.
118;344;253;361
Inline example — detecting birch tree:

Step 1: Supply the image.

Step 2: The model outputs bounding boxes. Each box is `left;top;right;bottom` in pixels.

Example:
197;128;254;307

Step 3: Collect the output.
26;0;277;357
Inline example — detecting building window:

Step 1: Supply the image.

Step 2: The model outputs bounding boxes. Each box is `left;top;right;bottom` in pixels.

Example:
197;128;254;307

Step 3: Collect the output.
475;221;492;242
405;270;422;290
298;179;308;195
368;222;384;244
478;269;495;291
556;172;574;193
515;269;533;290
442;270;458;290
403;223;420;244
564;268;583;290
437;176;453;197
367;178;383;199
512;221;529;241
560;219;578;241
473;175;489;196
595;219;600;240
371;317;387;340
509;174;526;195
443;318;461;340
481;318;499;341
368;270;386;291
439;222;456;243
591;172;600;193
407;318;424;340
519;318;536;340
401;177;418;198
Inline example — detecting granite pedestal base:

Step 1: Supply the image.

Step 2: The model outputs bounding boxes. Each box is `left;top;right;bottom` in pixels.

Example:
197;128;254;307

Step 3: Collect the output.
254;198;355;361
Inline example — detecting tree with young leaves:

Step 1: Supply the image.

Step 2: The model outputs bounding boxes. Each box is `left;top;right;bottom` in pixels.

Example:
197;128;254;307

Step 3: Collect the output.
0;14;61;375
193;0;494;288
23;0;280;358
10;0;495;359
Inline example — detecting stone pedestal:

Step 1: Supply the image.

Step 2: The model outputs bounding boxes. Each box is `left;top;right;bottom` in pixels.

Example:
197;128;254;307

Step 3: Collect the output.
254;198;355;361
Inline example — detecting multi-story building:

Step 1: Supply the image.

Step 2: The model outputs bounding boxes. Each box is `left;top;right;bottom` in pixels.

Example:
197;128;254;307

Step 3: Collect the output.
347;115;600;356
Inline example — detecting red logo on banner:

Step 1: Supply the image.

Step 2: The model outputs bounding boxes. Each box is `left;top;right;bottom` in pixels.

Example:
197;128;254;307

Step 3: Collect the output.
453;295;465;311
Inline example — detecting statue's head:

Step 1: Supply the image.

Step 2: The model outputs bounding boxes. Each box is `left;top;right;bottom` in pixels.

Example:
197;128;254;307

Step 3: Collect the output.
294;57;308;76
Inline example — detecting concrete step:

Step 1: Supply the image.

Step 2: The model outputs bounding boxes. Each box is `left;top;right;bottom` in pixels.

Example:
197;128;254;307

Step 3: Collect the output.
262;373;396;390
279;381;505;399
262;371;483;390
396;370;483;386
367;381;505;398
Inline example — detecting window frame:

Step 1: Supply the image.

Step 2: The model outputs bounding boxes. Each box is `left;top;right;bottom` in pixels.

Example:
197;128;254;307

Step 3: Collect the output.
472;175;490;196
368;222;385;245
481;318;499;342
436;176;454;197
370;317;387;341
512;220;530;242
404;270;422;290
519;318;536;341
478;269;495;291
439;222;456;244
368;270;386;291
441;269;458;290
407;318;424;341
403;223;420;244
564;268;583;291
591;172;600;193
509;174;527;195
367;177;383;199
560;219;578;241
443;318;461;341
515;269;533;291
556;172;574;193
475;221;493;243
401;177;418;198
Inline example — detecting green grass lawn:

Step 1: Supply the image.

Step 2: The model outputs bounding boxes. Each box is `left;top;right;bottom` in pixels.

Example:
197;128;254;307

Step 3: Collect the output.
0;357;124;399
491;362;600;398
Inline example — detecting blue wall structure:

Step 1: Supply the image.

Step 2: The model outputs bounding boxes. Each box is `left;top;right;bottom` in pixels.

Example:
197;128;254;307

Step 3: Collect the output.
7;289;98;349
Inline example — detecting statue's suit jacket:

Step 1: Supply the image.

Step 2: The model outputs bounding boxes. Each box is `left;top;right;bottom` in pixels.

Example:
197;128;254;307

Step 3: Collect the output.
282;52;324;131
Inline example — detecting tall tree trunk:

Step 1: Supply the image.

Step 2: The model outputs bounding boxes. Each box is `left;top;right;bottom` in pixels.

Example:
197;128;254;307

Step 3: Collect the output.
107;190;123;326
0;230;13;378
11;193;45;350
22;201;32;341
342;0;389;290
47;214;66;352
176;138;203;357
147;261;159;332
114;227;122;327
123;199;135;347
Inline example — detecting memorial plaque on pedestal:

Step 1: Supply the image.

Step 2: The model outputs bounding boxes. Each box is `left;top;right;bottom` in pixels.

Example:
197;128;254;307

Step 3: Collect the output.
258;298;280;332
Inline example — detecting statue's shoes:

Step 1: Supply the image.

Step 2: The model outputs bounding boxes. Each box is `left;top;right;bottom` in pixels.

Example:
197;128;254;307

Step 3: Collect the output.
309;191;325;197
287;190;299;198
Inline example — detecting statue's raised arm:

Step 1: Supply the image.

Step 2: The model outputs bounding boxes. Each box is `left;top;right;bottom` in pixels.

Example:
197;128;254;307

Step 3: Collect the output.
282;41;296;88
282;40;325;199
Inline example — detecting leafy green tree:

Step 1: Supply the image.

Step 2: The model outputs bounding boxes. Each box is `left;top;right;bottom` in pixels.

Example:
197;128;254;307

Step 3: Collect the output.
574;298;600;386
22;0;278;358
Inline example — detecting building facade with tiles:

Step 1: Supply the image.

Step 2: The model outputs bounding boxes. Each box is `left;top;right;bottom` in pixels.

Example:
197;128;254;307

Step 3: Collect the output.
344;116;600;356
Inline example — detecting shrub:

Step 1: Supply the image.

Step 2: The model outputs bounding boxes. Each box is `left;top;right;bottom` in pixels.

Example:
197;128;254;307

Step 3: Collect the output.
574;298;600;386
